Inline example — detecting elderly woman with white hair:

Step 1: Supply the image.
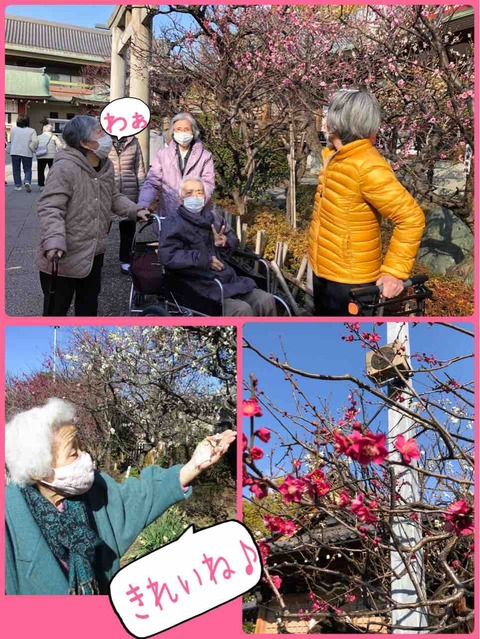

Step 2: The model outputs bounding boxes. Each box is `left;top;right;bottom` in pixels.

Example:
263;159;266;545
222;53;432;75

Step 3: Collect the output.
137;112;215;216
36;115;150;316
5;398;236;595
309;89;425;316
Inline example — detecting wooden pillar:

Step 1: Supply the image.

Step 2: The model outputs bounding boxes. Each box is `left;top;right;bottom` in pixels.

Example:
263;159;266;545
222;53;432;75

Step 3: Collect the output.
129;6;152;166
110;25;126;100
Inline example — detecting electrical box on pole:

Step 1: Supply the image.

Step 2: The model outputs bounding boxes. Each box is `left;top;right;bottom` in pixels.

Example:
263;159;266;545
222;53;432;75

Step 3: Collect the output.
366;340;411;386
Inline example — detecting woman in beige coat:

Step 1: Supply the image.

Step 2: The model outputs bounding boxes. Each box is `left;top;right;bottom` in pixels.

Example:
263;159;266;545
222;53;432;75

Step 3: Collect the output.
36;123;64;191
108;136;145;274
36;116;150;317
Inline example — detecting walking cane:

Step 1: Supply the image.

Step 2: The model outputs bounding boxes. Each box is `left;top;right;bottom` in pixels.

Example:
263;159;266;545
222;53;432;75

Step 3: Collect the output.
46;253;59;316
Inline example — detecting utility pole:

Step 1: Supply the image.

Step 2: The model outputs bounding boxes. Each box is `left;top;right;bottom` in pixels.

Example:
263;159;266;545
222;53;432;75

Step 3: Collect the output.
53;326;59;382
387;323;428;633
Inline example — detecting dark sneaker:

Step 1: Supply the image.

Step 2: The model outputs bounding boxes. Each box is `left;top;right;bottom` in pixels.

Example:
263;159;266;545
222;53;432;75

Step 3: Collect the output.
25;183;31;192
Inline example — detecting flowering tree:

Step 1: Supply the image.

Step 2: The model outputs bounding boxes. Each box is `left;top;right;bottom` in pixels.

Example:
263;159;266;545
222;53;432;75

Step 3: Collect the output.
242;323;474;633
6;326;236;473
140;4;472;226
339;5;474;227
144;4;295;215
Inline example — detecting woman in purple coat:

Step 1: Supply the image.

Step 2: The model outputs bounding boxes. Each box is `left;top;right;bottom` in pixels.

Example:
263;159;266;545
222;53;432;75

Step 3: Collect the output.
138;113;215;216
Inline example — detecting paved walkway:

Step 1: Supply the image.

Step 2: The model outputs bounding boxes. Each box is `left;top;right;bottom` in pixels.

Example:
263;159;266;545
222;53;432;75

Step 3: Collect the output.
5;160;133;316
5;158;321;316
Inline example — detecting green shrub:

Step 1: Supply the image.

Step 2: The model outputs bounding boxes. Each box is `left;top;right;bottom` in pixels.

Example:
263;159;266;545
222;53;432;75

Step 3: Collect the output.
127;505;189;560
127;466;140;479
243;621;257;634
295;183;317;226
197;114;289;206
246;207;309;273
244;205;474;316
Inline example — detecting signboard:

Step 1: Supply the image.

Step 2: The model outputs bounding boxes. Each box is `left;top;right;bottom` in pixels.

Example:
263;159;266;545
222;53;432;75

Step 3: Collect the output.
5;99;17;113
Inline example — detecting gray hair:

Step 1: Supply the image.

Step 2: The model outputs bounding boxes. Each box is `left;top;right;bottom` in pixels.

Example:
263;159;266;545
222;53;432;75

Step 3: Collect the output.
326;89;381;145
170;113;200;139
5;398;76;486
62;115;99;152
179;175;206;196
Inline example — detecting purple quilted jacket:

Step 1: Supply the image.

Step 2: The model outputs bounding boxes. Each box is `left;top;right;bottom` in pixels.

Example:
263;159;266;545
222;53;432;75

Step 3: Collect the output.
137;139;215;216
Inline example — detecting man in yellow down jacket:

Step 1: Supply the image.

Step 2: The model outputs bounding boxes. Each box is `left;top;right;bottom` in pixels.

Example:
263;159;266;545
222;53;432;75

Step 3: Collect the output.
309;89;425;316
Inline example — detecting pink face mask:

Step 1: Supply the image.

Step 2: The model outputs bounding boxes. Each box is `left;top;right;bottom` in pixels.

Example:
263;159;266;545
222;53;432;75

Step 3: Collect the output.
42;451;95;496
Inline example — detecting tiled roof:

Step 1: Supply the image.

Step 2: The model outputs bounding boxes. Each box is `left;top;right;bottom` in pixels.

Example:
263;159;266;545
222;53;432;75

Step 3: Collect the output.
5;65;50;98
271;523;360;553
5;15;111;58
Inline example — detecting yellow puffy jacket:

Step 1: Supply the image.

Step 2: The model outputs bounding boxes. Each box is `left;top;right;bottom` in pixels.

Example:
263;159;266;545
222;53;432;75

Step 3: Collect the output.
308;139;425;284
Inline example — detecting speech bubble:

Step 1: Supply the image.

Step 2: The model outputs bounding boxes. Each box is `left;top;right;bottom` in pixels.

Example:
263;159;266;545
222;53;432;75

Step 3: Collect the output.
109;520;262;638
100;97;151;140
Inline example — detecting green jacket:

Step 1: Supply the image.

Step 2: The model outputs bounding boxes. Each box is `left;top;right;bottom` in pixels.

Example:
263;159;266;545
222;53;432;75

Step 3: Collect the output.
5;465;191;595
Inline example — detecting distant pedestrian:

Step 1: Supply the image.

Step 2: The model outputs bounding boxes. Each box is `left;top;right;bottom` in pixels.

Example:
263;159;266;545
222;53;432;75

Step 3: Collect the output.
36;124;64;191
9;116;38;192
5;129;8;185
149;128;166;165
108;135;146;274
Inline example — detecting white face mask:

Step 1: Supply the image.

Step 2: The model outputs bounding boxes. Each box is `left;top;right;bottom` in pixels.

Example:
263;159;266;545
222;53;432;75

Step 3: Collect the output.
91;135;113;159
183;196;205;213
174;131;194;147
42;451;95;496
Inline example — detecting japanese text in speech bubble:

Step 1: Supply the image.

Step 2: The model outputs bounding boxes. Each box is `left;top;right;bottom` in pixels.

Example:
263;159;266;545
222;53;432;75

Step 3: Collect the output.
100;98;151;140
109;520;262;638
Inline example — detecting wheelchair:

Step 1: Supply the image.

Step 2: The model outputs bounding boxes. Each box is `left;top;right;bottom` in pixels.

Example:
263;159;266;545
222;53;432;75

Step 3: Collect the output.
127;214;292;317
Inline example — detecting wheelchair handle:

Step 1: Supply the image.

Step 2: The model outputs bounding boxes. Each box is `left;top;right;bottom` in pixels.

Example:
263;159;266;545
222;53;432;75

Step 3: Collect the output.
350;274;429;299
137;213;165;232
234;248;263;261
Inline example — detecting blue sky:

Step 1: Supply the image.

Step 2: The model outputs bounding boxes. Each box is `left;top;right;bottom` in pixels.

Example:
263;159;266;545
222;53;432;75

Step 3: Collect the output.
243;321;473;400
242;322;474;481
6;4;116;27
5;4;190;30
5;326;229;396
5;326;74;377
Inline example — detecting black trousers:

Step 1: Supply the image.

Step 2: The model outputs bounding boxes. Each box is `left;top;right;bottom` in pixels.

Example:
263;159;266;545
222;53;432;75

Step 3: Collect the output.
37;158;54;187
40;254;104;316
313;274;376;317
119;219;136;263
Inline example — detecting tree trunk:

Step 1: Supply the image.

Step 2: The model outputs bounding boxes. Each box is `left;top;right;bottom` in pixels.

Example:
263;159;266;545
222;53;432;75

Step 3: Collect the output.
232;189;247;216
461;170;474;231
287;115;297;229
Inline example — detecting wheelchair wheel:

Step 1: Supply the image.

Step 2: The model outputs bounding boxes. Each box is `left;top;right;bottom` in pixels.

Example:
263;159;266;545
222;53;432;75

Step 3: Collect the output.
273;295;293;317
141;304;169;317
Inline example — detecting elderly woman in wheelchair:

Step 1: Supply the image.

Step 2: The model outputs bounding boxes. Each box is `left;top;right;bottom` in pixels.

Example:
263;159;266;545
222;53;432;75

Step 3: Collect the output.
157;177;277;317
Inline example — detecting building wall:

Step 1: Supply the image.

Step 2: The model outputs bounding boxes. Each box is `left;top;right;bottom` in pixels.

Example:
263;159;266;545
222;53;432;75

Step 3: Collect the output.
7;55;85;76
25;103;84;133
5;51;107;135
